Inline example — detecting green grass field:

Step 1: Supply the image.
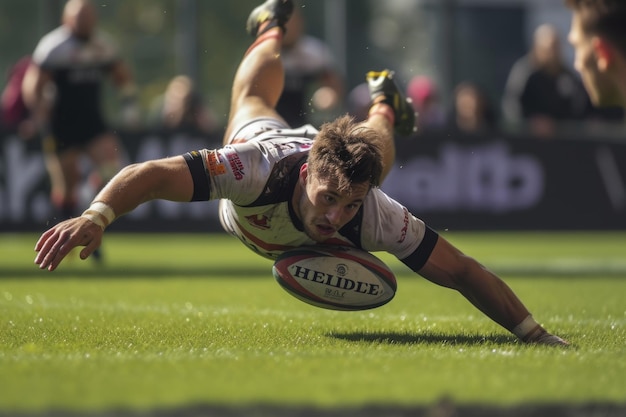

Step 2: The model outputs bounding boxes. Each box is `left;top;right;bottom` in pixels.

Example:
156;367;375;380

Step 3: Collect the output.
1;231;625;415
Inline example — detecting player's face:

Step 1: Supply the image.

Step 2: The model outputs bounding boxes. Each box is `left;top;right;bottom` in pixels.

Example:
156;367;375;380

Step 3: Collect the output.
568;14;620;106
295;166;369;243
65;1;97;40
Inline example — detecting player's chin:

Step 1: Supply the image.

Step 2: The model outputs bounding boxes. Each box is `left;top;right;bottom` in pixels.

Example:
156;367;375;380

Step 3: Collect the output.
303;225;335;242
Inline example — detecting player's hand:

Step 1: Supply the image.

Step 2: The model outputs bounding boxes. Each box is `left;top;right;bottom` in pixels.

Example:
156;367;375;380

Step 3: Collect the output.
34;217;104;271
531;331;570;346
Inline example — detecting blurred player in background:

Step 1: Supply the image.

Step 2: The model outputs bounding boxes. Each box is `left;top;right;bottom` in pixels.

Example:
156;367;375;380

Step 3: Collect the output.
276;7;344;127
21;0;139;247
501;23;590;137
148;74;217;134
0;55;39;140
449;81;498;133
406;75;446;132
565;0;626;108
34;0;568;346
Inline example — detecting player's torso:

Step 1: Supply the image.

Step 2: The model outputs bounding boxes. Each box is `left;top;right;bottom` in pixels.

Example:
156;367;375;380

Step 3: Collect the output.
34;27;117;123
214;134;419;261
214;135;317;259
220;197;373;260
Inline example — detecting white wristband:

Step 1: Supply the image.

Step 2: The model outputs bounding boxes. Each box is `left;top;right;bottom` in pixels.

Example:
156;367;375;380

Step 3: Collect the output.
81;202;116;230
512;315;541;340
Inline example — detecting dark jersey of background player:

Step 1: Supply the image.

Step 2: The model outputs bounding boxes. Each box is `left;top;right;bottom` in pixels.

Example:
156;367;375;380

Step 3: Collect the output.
21;0;137;249
275;8;344;127
31;8;123;150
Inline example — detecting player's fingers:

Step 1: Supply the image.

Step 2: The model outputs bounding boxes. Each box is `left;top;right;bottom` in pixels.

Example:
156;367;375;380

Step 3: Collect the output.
35;219;103;271
79;239;101;260
34;228;56;252
34;229;61;267
37;230;75;271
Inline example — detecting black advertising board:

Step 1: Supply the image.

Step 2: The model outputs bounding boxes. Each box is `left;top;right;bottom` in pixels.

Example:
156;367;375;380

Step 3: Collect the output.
2;129;625;231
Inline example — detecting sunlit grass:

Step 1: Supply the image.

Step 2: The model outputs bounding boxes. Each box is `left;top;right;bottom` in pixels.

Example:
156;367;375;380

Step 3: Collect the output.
1;232;625;412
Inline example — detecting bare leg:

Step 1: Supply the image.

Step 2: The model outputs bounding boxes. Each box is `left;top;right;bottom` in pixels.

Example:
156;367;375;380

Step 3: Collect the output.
45;148;80;220
358;103;396;182
359;69;416;182
224;28;288;144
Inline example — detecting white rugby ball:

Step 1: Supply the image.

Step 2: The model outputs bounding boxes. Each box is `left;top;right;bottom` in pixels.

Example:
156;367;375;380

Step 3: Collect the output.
272;246;397;311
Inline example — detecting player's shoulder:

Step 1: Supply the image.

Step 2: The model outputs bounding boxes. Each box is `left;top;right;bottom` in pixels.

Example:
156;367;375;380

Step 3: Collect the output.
38;26;71;46
228;138;309;178
362;188;409;231
367;186;400;204
360;188;426;257
34;27;119;66
33;27;72;64
245;125;316;155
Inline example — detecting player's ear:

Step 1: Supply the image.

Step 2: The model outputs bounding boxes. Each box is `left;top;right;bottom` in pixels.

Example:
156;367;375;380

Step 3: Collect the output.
299;163;309;185
593;36;614;72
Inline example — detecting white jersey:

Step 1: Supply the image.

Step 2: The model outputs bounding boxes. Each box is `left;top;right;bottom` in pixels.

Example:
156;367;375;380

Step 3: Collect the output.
183;125;437;271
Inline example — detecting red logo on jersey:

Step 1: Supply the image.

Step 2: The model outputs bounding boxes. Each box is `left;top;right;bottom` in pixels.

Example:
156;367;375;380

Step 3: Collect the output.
397;207;409;243
245;214;271;230
225;150;245;180
206;150;226;176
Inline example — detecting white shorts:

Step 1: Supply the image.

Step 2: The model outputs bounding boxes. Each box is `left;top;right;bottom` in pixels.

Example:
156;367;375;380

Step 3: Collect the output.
226;117;289;144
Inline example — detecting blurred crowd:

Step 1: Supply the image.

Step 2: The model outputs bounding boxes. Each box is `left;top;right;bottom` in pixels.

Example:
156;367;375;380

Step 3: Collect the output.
0;0;623;239
1;3;624;143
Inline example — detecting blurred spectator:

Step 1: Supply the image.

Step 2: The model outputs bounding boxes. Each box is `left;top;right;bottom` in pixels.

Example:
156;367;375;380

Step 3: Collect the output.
0;55;39;139
449;81;497;133
565;0;626;125
21;0;138;238
149;75;217;134
346;82;371;122
501;23;590;137
406;75;446;131
277;7;344;127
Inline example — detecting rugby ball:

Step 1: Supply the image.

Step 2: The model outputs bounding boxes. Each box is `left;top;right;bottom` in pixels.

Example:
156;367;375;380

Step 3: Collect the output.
272;246;397;311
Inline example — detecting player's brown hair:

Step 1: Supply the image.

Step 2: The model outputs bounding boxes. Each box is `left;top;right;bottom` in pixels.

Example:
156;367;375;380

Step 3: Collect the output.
565;0;626;54
308;114;383;193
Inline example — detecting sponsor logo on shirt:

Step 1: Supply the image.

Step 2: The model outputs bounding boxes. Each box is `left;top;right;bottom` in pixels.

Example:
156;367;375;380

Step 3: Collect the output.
225;150;245;180
206;150;226;176
397;207;409;243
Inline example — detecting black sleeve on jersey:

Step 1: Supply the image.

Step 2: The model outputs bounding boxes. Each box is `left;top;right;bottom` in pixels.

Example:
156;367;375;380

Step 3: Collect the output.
399;226;439;272
183;151;211;201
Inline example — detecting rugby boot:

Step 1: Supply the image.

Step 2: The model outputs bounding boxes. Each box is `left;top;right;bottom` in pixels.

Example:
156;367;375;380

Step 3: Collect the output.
366;69;417;136
246;0;294;37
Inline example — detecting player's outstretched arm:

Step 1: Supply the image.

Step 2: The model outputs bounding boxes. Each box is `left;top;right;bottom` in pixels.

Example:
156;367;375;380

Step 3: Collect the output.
34;156;193;271
418;235;569;346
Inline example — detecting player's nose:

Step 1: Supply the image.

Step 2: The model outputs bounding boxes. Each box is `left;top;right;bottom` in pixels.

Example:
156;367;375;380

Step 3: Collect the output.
325;207;344;227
